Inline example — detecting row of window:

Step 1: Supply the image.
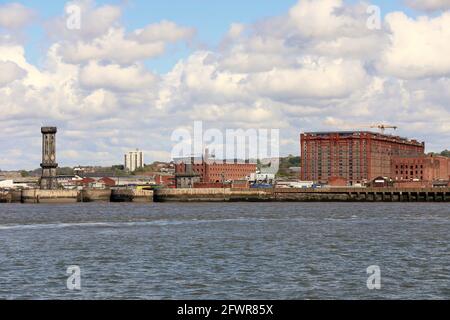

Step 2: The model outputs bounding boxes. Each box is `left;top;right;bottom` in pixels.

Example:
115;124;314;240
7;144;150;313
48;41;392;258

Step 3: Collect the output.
394;177;424;181
395;164;424;169
396;170;423;175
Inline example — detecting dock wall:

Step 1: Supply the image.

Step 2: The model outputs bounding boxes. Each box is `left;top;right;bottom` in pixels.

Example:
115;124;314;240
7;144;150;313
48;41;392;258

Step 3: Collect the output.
1;187;449;203
111;189;153;203
154;188;271;202
1;188;153;203
79;189;112;202
0;190;12;203
21;190;78;204
155;187;450;202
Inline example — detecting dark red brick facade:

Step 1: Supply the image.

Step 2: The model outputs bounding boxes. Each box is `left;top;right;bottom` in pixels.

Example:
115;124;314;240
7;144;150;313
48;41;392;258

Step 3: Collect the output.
391;154;450;183
155;174;175;187
175;160;257;183
301;131;425;185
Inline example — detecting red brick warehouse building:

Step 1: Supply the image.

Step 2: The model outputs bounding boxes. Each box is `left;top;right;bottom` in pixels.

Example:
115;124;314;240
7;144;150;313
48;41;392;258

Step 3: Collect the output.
391;154;450;187
175;158;257;183
300;131;425;186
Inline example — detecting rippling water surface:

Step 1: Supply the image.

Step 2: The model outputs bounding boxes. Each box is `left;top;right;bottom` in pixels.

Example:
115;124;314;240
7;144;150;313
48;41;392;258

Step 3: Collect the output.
0;202;449;299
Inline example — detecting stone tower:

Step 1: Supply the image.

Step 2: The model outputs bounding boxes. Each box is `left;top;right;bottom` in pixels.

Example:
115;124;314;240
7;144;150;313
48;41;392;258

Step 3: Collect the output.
40;127;58;190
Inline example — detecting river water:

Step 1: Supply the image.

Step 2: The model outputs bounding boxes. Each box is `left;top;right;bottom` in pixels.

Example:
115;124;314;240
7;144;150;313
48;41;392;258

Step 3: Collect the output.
0;202;449;299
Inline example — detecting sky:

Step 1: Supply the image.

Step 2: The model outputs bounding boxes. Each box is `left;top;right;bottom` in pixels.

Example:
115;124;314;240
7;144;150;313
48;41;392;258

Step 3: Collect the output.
0;0;450;170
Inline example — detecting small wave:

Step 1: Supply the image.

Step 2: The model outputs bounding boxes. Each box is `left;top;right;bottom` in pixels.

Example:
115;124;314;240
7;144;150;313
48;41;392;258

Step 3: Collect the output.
0;222;116;231
0;217;274;231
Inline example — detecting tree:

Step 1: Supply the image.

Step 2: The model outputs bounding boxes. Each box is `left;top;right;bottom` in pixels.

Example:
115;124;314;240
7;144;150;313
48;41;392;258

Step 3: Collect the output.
57;167;74;175
20;170;30;177
440;150;450;157
275;155;301;178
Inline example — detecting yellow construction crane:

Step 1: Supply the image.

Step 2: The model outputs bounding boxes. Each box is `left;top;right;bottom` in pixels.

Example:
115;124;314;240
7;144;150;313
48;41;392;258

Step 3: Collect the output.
370;124;398;134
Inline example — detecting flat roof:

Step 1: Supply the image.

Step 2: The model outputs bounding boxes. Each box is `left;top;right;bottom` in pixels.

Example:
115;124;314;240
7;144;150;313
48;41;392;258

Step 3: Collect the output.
302;131;424;145
303;130;402;136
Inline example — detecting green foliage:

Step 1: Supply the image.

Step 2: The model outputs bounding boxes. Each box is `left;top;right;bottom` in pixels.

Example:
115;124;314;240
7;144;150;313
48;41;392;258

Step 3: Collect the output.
20;170;30;177
57;167;74;175
112;168;128;177
286;155;301;167
276;155;301;178
131;165;151;175
428;150;450;158
441;150;450;157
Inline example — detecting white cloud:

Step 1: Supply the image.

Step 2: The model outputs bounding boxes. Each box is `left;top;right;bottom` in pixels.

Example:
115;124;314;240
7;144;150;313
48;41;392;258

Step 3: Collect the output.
57;28;167;65
0;61;26;86
0;3;35;29
79;62;157;91
1;0;450;170
226;23;245;39
161;51;248;106
46;0;122;40
379;11;450;78
56;22;195;65
47;1;195;65
133;20;195;43
406;0;450;12
288;0;349;38
246;58;368;100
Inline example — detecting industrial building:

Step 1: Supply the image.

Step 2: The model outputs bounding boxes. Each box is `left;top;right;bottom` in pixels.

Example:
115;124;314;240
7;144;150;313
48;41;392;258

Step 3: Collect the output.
300;131;425;186
175;159;257;183
175;151;257;184
391;154;450;188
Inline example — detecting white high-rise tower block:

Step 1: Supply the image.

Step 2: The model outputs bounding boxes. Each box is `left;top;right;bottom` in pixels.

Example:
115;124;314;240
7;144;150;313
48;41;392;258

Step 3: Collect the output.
124;149;144;172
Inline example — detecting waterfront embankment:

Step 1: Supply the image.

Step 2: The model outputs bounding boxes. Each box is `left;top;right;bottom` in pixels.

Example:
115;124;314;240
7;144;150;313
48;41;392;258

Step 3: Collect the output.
0;190;12;203
154;187;450;202
21;189;78;204
1;189;153;204
1;187;449;203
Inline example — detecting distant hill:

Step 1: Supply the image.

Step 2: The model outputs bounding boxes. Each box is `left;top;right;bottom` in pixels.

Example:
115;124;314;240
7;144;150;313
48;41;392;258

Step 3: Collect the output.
276;155;301;178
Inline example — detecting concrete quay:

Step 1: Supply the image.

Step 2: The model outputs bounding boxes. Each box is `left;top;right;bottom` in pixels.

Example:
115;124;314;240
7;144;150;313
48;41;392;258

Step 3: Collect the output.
79;189;112;202
1;187;448;203
273;187;450;202
1;188;153;203
77;189;154;203
111;189;153;203
154;187;450;202
154;188;272;202
0;190;12;203
21;189;78;204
